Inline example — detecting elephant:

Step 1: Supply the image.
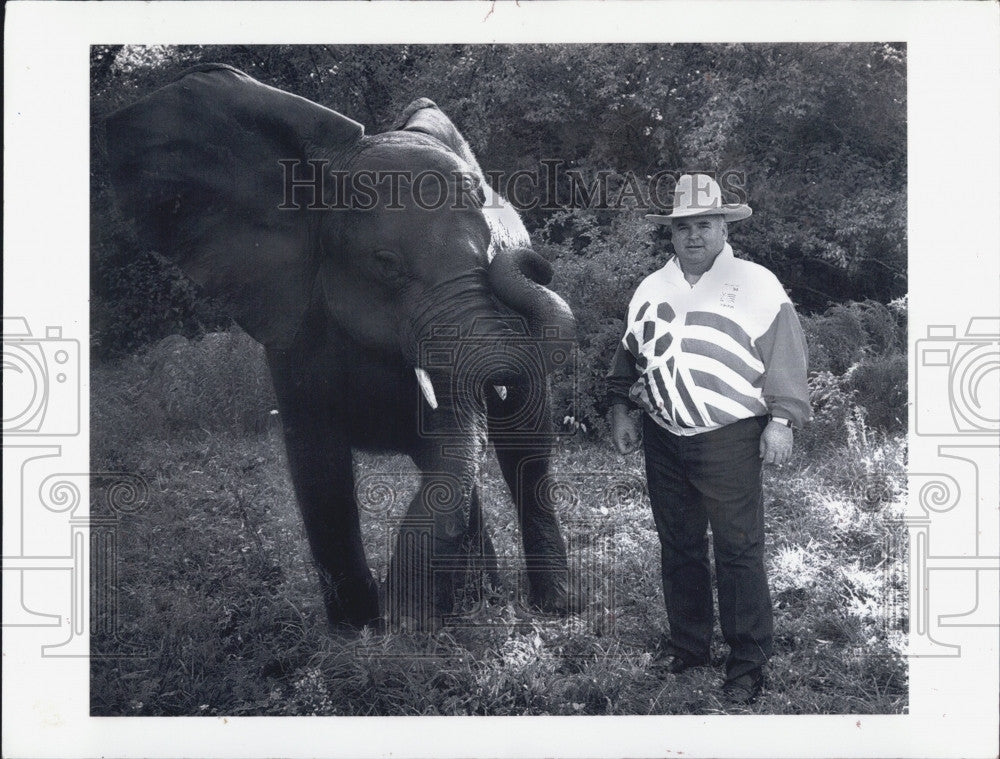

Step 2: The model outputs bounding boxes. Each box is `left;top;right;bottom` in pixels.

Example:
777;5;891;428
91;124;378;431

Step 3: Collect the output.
105;63;577;633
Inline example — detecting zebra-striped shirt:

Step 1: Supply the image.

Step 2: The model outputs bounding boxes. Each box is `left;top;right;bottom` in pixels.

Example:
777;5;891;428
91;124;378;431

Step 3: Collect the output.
611;244;810;435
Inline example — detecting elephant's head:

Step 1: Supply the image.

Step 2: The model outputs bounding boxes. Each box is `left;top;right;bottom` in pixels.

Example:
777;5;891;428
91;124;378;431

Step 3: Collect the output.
106;64;574;412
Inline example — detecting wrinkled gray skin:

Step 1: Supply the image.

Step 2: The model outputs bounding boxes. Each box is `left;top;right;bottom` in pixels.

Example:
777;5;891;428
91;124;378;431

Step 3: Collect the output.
106;64;576;632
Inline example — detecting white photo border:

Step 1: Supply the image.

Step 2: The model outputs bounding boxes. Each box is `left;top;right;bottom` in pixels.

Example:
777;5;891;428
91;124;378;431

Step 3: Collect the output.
3;2;999;758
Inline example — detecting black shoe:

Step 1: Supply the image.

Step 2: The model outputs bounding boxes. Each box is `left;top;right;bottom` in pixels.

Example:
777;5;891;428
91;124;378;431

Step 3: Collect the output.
721;669;765;705
652;648;710;674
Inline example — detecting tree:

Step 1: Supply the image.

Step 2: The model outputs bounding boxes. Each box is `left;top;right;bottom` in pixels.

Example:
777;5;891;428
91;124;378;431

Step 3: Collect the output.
91;42;907;362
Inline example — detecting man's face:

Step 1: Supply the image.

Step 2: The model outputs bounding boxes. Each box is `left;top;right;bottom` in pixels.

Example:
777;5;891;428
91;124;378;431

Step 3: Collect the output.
670;215;728;275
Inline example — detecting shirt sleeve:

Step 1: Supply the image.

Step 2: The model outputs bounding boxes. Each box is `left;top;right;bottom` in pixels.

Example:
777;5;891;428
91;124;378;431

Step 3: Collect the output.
606;340;639;408
754;301;812;428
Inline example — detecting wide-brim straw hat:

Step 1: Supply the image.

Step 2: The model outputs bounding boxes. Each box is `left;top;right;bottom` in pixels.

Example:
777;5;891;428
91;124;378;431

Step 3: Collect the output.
646;173;752;223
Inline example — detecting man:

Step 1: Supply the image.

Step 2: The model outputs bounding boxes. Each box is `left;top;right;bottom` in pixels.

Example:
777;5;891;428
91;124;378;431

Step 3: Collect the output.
608;173;810;705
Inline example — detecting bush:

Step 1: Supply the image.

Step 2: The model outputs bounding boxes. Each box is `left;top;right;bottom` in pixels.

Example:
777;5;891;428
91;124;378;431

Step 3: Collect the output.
91;246;227;360
798;370;856;453
845;353;907;434
92;328;278;452
540;204;662;435
799;298;907;438
800;299;904;376
139;330;277;434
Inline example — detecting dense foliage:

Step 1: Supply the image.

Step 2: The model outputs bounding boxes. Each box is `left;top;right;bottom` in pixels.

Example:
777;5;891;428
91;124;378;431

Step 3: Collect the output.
92;42;906;356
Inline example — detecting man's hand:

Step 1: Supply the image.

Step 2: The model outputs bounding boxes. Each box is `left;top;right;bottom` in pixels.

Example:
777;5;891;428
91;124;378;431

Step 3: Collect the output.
610;404;641;455
760;420;793;466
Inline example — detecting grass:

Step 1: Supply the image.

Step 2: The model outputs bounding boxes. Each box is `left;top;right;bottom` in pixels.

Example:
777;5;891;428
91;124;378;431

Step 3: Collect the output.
91;330;908;716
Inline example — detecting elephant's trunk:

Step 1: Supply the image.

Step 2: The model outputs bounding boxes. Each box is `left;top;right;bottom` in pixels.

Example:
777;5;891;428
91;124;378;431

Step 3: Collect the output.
405;253;575;408
487;248;576;366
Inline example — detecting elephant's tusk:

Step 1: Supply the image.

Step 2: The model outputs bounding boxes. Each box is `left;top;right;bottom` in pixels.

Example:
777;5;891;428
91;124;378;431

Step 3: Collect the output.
494;385;508;401
414;368;439;410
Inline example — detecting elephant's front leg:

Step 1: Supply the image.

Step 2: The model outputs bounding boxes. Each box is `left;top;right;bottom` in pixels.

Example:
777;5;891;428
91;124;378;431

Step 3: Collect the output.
463;484;501;600
387;425;487;632
268;352;380;633
284;434;380;632
385;472;466;632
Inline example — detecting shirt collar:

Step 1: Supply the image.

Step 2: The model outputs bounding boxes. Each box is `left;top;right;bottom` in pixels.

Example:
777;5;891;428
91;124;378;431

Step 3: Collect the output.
668;242;735;280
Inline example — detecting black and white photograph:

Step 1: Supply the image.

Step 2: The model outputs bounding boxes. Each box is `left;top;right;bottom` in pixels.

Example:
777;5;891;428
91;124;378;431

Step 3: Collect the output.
4;2;999;758
88;41;909;717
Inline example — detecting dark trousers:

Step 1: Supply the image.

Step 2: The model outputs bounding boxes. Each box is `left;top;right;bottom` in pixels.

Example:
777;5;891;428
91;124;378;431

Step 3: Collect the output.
642;414;773;681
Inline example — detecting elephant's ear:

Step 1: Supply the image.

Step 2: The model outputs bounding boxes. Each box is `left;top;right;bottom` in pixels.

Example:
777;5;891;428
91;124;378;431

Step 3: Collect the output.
105;63;365;348
395;98;529;259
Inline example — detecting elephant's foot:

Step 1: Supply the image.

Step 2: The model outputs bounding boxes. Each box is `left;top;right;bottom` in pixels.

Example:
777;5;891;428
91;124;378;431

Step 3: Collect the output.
456;536;502;607
389;612;444;635
383;586;445;634
384;551;450;634
326;617;385;638
528;589;572;616
526;568;583;616
318;567;382;634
